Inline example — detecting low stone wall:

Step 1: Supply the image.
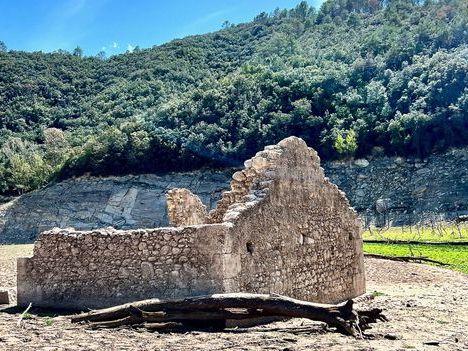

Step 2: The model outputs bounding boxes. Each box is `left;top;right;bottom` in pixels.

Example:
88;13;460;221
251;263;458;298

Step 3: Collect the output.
17;224;231;309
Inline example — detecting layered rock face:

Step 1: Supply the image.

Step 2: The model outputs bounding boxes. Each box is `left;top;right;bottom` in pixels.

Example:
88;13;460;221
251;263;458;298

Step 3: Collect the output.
1;149;467;244
324;148;468;227
0;172;231;244
17;137;365;309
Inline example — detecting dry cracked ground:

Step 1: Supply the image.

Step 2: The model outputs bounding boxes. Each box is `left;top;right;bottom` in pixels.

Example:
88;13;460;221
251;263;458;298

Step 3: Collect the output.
1;245;467;351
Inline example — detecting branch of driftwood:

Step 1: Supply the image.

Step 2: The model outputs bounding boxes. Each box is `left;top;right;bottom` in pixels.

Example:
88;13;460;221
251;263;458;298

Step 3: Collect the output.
71;293;387;337
364;253;449;266
17;302;32;328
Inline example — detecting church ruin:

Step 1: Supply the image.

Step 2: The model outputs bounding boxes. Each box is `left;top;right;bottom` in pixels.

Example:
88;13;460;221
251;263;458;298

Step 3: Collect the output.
17;136;365;309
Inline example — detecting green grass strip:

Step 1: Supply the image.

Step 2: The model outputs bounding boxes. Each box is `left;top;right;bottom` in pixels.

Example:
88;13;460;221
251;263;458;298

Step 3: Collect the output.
363;225;468;243
363;243;468;274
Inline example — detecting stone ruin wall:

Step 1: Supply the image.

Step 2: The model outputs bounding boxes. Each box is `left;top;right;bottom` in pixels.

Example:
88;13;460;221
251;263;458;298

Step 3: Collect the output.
166;189;208;226
17;224;232;309
17;137;365;309
167;137;365;303
224;138;365;303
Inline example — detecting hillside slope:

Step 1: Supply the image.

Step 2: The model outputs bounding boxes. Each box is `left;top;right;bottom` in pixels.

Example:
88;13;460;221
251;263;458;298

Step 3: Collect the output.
0;0;467;195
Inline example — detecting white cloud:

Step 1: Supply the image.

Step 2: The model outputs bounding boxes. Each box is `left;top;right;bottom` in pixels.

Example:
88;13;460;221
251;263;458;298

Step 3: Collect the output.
127;44;134;53
112;41;118;48
101;46;106;51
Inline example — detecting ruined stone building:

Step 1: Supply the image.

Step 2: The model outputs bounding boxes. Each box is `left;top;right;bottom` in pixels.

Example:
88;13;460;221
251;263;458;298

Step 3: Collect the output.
17;136;365;309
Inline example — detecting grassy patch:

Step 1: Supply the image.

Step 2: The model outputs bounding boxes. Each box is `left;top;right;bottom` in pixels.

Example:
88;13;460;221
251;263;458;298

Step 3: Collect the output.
363;242;468;274
363;224;468;243
22;312;33;320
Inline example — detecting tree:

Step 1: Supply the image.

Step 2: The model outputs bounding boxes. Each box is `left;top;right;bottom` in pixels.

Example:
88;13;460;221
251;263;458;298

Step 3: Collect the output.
96;50;106;60
0;138;51;194
222;21;233;29
334;130;358;158
73;46;83;57
0;41;7;52
292;1;310;19
43;128;69;167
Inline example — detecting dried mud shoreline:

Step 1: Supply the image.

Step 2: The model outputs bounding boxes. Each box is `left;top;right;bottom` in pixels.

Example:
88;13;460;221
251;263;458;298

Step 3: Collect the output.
1;245;467;351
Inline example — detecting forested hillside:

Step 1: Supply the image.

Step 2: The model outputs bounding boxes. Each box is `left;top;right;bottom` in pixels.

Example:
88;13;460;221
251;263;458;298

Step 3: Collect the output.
0;0;467;195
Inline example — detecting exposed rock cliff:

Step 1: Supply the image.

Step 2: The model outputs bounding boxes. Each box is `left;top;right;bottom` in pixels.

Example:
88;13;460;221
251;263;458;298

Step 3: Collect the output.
1;148;467;244
325;148;468;227
0;171;231;244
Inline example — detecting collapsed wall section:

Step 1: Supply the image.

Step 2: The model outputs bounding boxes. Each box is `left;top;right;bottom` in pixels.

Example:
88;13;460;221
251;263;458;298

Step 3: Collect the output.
17;224;231;309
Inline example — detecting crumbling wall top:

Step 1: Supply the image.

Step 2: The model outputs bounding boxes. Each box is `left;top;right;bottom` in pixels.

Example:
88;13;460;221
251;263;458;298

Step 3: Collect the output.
166;188;208;227
207;136;335;224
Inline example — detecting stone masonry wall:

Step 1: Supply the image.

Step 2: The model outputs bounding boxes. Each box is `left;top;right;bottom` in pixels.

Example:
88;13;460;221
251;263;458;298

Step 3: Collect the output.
212;137;365;303
166;189;208;227
17;224;231;309
17;137;365;308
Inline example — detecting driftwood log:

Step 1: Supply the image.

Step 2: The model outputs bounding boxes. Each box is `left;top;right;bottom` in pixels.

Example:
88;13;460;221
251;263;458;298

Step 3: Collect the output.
71;293;387;337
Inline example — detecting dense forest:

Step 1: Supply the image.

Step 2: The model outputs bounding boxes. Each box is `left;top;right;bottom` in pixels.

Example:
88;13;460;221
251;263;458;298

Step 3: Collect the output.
0;0;467;195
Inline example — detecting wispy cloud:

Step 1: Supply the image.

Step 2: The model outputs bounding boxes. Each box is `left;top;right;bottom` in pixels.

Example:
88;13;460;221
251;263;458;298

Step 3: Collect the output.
100;41;119;53
26;0;108;53
127;44;135;53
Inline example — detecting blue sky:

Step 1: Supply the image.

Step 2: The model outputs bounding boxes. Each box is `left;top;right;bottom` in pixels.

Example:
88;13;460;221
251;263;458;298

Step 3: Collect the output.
0;0;324;56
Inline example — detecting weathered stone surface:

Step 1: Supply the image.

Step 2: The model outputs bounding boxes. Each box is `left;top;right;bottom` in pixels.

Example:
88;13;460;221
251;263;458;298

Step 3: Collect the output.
209;136;366;303
0;171;231;244
376;198;391;214
354;159;369;167
17;224;229;309
0;289;9;305
1;149;467;244
166;188;208;226
17;136;365;309
325;148;468;227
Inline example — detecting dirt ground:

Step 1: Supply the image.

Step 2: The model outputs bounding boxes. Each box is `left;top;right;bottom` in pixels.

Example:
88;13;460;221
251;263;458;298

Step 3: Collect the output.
1;245;467;351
